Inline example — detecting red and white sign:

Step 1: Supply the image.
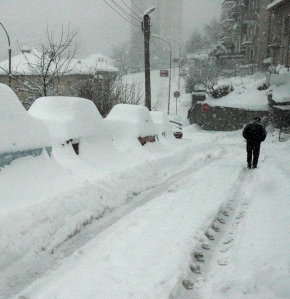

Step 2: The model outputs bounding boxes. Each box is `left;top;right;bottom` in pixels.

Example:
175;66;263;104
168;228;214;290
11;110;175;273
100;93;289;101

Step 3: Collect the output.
160;70;169;77
174;91;180;98
201;103;210;112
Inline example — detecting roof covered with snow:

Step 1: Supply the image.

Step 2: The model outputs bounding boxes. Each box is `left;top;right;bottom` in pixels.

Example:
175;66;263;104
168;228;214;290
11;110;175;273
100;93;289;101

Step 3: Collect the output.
0;51;118;75
0;84;51;153
28;96;103;143
68;54;118;75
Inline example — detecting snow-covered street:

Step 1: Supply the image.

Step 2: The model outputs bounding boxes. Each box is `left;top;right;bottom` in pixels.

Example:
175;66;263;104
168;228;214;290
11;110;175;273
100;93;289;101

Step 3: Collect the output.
0;70;290;299
1;125;289;299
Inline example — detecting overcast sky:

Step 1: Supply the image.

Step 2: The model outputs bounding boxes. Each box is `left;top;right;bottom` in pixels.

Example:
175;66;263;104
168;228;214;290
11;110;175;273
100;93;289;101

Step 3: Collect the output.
0;0;223;60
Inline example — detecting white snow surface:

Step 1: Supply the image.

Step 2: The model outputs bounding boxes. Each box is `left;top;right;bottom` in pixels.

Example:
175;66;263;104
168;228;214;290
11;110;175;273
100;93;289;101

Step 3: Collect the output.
28;96;104;143
105;104;157;149
0;51;118;75
0;83;51;153
0;70;290;299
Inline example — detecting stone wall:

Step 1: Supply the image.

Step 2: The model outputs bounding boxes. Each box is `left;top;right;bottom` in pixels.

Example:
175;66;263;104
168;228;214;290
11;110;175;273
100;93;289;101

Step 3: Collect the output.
188;102;269;131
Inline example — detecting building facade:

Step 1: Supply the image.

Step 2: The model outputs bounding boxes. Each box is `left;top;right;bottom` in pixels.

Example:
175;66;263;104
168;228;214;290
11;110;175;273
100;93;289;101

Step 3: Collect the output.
220;0;272;69
267;0;290;66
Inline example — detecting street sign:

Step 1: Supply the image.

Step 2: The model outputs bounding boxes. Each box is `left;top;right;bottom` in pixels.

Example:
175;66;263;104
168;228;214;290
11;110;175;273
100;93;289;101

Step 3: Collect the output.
174;91;180;98
160;70;169;77
201;103;210;112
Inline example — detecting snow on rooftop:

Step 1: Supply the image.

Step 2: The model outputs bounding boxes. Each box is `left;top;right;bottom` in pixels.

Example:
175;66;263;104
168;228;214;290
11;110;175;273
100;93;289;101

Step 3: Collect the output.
0;51;118;75
0;84;51;153
28;96;103;143
68;54;118;75
0;48;43;75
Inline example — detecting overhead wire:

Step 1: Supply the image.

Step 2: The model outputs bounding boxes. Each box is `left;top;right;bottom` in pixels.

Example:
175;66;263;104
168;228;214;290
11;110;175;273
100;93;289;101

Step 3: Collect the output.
110;0;141;23
130;0;143;14
102;0;140;29
120;0;142;20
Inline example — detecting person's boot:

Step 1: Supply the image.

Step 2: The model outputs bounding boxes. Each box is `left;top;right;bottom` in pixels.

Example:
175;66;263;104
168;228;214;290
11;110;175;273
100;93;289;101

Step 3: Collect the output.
247;163;251;169
252;164;257;169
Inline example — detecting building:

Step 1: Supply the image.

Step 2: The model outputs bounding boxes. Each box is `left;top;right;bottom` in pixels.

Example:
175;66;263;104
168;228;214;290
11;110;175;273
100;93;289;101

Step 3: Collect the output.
220;0;271;69
267;0;290;67
0;49;118;108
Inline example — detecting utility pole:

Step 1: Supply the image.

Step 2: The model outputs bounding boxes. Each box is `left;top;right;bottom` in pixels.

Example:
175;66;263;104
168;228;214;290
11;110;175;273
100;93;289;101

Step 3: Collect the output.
142;7;155;111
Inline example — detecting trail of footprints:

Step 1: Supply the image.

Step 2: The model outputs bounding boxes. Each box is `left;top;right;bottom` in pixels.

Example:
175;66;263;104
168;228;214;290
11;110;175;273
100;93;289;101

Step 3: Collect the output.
182;198;250;291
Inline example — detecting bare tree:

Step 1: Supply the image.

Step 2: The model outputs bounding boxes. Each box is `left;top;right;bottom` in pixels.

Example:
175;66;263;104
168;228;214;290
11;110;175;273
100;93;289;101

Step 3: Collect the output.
72;72;142;117
1;25;79;108
185;58;220;93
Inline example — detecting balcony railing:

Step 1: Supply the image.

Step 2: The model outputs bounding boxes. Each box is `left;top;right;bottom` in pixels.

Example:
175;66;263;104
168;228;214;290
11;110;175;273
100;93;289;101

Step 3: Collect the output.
241;35;254;45
268;34;282;47
243;12;257;24
229;5;244;18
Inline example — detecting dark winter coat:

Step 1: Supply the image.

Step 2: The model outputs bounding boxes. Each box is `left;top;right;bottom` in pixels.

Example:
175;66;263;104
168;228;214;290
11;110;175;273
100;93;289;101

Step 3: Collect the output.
243;121;267;143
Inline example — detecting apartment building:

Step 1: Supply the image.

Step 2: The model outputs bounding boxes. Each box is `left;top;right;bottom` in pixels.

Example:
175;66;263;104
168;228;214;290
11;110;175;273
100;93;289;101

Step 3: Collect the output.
267;0;290;66
221;0;272;69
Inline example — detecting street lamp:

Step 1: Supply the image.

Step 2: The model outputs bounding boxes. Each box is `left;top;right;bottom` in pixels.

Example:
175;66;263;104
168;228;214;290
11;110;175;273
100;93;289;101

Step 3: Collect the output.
152;34;172;115
0;22;11;87
167;36;181;91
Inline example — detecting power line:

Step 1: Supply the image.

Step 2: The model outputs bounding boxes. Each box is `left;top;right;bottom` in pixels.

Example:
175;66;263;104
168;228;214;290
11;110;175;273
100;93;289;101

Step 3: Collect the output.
120;0;142;20
110;0;141;23
130;0;143;14
102;0;140;28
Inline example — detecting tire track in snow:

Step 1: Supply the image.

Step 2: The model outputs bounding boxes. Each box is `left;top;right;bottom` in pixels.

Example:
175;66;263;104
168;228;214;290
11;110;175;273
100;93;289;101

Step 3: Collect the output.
170;166;253;299
3;145;227;299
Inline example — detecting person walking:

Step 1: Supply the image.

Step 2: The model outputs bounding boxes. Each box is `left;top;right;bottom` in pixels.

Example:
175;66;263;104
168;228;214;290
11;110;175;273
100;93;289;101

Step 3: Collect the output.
242;117;267;169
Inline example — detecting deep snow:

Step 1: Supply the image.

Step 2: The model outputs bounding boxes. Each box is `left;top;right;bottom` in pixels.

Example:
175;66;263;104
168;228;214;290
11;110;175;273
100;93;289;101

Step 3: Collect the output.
0;69;289;299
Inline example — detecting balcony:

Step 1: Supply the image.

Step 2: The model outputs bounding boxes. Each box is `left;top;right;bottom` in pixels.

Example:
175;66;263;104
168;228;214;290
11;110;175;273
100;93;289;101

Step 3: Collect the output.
268;34;282;48
229;5;244;18
241;35;254;45
231;23;242;36
243;12;257;24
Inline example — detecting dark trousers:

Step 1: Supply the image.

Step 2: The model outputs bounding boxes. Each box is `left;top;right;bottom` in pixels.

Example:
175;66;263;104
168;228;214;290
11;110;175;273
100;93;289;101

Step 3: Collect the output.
246;141;261;167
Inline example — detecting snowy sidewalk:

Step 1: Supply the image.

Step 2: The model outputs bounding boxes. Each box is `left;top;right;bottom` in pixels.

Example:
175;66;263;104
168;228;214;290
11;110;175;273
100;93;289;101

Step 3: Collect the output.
15;139;245;299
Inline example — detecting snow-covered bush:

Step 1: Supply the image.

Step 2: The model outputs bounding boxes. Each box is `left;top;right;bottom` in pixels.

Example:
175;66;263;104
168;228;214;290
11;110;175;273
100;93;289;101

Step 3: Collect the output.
208;84;234;98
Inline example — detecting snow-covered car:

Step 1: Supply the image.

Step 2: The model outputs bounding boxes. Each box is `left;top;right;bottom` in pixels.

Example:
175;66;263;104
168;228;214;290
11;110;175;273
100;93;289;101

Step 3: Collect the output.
105;104;158;147
150;111;175;141
168;115;183;139
28;96;106;154
0;84;51;168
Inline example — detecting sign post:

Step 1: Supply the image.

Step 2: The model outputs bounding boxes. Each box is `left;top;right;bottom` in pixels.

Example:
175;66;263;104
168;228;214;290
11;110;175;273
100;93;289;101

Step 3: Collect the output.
173;90;180;115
